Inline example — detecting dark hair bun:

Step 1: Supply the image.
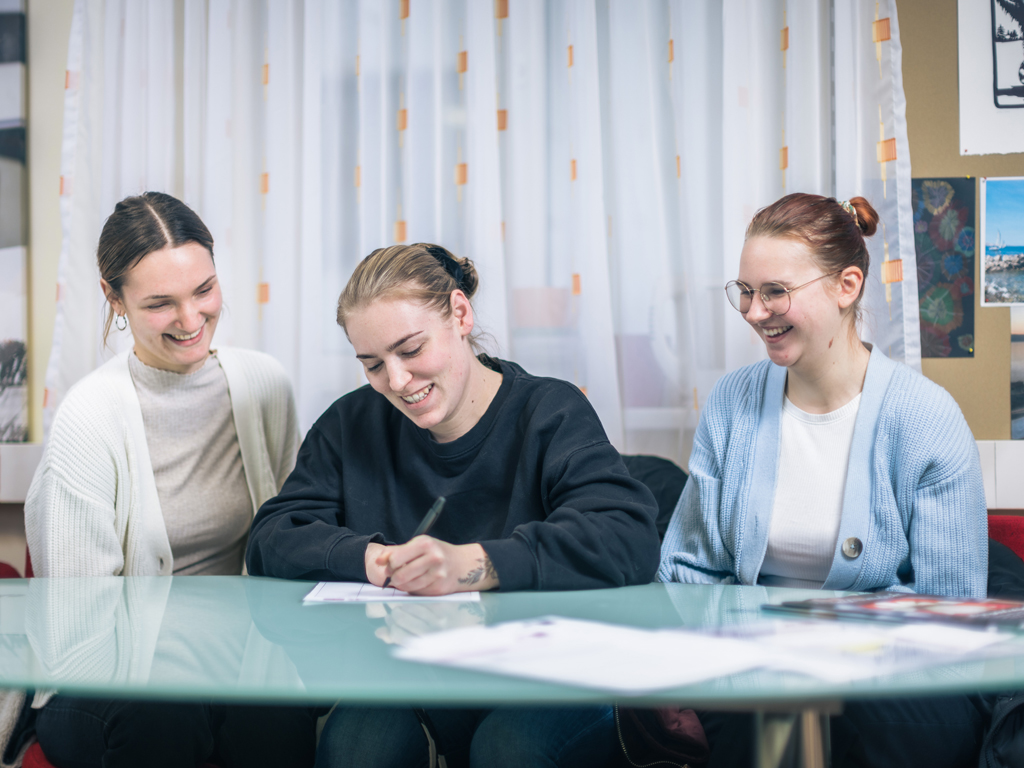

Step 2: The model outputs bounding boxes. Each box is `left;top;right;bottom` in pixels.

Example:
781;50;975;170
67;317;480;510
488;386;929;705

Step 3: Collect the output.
849;196;879;237
456;256;478;298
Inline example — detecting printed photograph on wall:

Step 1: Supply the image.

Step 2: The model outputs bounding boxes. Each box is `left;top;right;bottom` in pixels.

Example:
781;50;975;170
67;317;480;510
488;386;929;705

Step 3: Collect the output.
981;177;1024;305
913;178;976;357
993;0;1024;108
1011;307;1024;437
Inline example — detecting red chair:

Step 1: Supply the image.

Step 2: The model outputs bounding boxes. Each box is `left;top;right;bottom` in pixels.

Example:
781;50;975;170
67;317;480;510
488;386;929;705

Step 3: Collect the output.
989;514;1024;561
0;544;28;579
0;554;41;767
21;743;52;768
22;733;221;768
0;545;31;579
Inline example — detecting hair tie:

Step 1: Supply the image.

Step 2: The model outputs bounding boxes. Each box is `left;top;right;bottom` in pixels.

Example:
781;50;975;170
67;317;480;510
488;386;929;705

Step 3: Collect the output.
839;199;859;225
426;245;465;290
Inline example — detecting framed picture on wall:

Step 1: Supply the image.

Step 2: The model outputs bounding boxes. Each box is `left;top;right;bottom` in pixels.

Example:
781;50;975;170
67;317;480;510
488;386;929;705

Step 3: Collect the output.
980;176;1024;305
959;0;1024;153
0;246;27;442
993;0;1024;107
0;9;26;442
1011;307;1024;438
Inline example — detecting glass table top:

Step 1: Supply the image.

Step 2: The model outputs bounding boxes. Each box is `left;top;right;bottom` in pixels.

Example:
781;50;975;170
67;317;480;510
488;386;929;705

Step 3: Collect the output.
2;576;1023;708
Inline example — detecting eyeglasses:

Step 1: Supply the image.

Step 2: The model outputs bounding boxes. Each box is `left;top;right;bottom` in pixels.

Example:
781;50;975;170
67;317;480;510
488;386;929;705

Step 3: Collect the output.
724;271;842;316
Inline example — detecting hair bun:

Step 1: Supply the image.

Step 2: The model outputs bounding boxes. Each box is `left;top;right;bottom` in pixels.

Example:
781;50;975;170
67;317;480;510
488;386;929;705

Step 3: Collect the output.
849;196;879;237
422;245;479;299
455;257;478;298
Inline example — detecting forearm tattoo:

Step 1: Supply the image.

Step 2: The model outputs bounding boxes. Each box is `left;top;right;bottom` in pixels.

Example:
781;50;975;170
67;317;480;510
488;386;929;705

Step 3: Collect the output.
458;556;498;586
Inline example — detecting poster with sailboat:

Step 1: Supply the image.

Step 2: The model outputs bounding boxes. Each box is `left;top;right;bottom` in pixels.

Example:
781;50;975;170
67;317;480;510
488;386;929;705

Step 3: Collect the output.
980;177;1024;305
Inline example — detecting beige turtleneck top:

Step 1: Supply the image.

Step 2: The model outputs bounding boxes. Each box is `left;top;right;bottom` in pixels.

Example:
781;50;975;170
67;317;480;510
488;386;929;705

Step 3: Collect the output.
128;352;252;575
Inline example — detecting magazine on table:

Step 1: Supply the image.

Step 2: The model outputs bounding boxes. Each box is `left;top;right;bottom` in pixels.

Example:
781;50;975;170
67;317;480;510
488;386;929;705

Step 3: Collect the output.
762;592;1024;628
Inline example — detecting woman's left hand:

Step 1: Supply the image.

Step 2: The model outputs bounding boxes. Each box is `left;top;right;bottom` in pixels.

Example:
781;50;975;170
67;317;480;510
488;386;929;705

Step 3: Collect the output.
371;538;499;595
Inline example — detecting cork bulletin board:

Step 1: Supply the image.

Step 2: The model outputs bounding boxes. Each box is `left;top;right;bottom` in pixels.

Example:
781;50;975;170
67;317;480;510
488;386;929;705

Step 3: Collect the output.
899;0;1024;438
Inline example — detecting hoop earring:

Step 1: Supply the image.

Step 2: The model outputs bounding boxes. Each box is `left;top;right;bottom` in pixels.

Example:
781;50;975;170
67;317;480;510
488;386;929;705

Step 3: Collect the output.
115;313;128;331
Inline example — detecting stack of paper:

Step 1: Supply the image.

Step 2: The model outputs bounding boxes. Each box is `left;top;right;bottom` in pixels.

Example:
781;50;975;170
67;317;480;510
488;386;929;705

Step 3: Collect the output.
394;615;1019;693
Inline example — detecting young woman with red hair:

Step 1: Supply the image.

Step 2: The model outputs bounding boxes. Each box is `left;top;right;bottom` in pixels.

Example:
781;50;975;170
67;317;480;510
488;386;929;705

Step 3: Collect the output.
659;193;988;767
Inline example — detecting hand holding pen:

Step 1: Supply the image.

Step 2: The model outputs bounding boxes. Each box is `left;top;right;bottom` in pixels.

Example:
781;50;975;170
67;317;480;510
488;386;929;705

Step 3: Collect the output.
382;497;446;589
367;497;500;595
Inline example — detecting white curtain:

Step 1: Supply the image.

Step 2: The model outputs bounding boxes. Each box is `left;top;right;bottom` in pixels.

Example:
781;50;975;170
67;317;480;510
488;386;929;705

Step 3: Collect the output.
46;0;918;467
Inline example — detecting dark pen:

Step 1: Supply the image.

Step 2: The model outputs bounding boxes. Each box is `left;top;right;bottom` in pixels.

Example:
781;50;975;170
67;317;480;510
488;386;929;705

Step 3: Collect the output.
382;496;447;589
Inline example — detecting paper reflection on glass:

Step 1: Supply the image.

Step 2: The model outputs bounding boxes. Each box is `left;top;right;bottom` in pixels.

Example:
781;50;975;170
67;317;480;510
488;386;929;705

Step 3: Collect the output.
368;600;487;646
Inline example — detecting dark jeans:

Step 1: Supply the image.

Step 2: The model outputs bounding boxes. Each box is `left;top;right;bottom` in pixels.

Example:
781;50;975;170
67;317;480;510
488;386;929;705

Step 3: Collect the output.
699;694;988;768
35;696;319;768
314;705;616;768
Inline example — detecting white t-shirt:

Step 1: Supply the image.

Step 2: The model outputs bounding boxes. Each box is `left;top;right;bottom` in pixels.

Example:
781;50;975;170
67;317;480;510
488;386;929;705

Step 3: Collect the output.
758;391;862;589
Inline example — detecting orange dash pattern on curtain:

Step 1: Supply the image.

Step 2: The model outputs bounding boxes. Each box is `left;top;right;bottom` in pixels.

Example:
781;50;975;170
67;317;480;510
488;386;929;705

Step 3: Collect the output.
47;0;917;467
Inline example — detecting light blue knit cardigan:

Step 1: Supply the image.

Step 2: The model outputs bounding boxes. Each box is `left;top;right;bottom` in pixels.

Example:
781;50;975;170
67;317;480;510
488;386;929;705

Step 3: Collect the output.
658;345;988;598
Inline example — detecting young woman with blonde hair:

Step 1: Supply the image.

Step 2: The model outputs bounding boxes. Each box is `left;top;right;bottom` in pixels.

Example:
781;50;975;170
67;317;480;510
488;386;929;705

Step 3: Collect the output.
247;242;661;768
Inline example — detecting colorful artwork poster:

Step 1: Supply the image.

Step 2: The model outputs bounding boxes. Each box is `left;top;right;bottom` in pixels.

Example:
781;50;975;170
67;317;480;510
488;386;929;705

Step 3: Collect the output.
1011;306;1024;438
913;178;976;358
981;176;1024;305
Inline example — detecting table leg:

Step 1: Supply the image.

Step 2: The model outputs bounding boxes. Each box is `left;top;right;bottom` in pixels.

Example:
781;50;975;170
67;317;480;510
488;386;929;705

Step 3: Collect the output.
755;708;831;768
799;710;829;768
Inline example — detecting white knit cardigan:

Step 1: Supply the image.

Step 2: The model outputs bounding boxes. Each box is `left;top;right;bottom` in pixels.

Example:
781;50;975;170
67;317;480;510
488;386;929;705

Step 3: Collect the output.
0;349;298;767
25;347;300;577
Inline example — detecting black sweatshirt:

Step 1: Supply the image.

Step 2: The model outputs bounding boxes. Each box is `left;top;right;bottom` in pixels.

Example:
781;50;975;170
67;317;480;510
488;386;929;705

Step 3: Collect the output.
245;358;660;591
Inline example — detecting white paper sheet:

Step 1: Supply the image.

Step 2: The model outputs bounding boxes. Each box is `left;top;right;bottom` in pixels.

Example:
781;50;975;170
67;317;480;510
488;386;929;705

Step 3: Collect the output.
887;622;1008;652
303;582;481;604
395;617;767;693
712;620;1015;683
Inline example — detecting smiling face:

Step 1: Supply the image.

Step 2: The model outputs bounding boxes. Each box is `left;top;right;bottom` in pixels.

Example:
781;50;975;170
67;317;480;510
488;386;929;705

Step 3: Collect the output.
104;242;222;374
346;293;483;442
737;236;854;371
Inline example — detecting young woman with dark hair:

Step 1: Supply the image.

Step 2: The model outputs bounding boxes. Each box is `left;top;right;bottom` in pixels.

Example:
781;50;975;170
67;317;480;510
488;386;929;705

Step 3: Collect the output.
23;192;315;768
658;193;988;767
246;242;661;768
